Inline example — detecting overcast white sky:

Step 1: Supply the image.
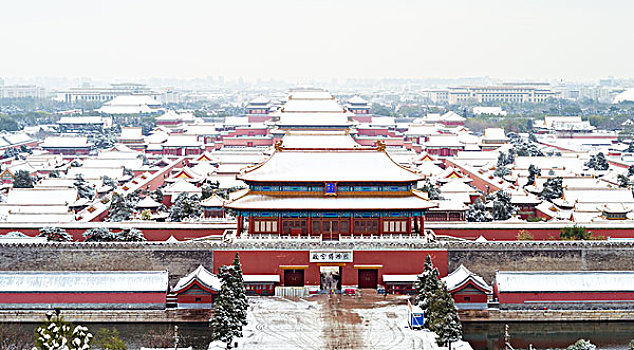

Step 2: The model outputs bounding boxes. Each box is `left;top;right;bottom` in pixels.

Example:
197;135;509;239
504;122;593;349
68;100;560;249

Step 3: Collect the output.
1;0;632;83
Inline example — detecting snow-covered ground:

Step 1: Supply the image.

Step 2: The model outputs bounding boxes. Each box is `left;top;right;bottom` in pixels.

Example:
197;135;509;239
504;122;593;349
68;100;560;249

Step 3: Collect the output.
240;297;324;349
236;295;472;350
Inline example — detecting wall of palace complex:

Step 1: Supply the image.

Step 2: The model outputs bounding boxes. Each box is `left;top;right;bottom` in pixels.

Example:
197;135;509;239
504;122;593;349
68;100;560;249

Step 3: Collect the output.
2;241;634;286
0;242;212;285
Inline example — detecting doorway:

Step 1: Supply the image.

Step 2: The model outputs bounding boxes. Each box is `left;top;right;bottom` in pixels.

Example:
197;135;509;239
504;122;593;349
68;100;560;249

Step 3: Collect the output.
319;266;342;291
284;269;304;286
358;269;378;289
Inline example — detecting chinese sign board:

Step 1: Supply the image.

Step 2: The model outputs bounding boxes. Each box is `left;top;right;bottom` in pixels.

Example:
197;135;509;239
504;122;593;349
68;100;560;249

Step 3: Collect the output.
310;250;353;263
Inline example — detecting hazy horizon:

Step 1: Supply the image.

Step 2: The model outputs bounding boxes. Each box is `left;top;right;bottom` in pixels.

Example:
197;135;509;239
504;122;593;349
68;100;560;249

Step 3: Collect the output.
2;0;633;84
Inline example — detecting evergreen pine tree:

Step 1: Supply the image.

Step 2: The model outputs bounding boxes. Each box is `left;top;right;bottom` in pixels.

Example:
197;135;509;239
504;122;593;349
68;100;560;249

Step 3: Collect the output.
493;166;510;178
210;266;240;349
429;281;463;348
13;170;35;188
33;309;92;350
231;253;248;329
37;226;72;242
117;227;146;242
466;198;492;222
151;188;164;203
595;152;609;170
539;177;564;201
83;227;117;242
108;192;134;222
102;175;117;189
618;174;631;188
413;255;440;329
419;179;441;200
74;174;95;200
491;191;515;220
524;164;541;188
566;339;597;350
169;193;203;222
585;154;597;169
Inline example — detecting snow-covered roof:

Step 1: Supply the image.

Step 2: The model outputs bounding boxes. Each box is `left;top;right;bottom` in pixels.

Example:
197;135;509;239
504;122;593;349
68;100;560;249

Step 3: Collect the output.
227;193;436;210
281;131;359;148
97;95;161;114
370;116;396;127
283;98;344;113
425;135;464;148
162;135;202;148
238;149;422;183
442;265;492;293
201;193;225;207
347;95;368;105
483;128;507;141
184;125;219;136
277;112;350;127
136;196;162;208
382;275;418;283
155;110;182;121
119;127;144;140
496;271;634;292
58;116;107;125
404;125;441;137
243;275;280;283
41;136;90;148
172;265;221;293
163;178;202;195
250;95;271;105
166;235;180;243
287;89;334;100
2;132;33;145
6;188;78;205
68;167;124;180
439;180;477;194
564;188;634;204
441;111;466;122
0;271;168;293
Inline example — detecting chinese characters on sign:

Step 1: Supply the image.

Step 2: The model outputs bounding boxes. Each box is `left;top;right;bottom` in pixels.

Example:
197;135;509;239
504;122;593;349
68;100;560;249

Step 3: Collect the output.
325;182;337;195
309;250;353;263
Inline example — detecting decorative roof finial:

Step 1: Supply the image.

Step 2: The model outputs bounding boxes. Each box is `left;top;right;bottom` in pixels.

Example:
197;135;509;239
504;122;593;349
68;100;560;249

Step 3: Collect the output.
274;140;284;151
376;140;386;152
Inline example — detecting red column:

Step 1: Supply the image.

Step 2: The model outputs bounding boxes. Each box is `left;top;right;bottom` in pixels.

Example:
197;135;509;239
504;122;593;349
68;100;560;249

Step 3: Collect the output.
407;217;412;235
237;215;243;235
378;217;383;235
350;217;354;237
420;215;425;232
248;217;254;235
307;217;312;236
277;216;282;236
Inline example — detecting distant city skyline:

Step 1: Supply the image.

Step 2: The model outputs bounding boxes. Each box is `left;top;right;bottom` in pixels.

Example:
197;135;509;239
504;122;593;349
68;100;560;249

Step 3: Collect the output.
1;0;633;84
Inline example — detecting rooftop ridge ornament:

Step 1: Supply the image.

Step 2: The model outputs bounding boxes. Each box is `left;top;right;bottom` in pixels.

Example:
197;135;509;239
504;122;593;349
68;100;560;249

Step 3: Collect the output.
376;140;386;152
274;140;284;151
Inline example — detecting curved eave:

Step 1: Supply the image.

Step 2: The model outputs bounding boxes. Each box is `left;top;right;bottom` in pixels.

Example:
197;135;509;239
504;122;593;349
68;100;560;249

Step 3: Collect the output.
172;279;219;295
448;277;493;295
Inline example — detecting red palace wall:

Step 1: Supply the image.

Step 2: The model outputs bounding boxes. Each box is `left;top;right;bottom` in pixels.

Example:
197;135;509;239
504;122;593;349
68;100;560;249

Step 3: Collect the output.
430;226;634;241
213;250;448;287
0;226;228;242
0;292;166;304
352;116;372;123
496;291;634;304
247;115;272;123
